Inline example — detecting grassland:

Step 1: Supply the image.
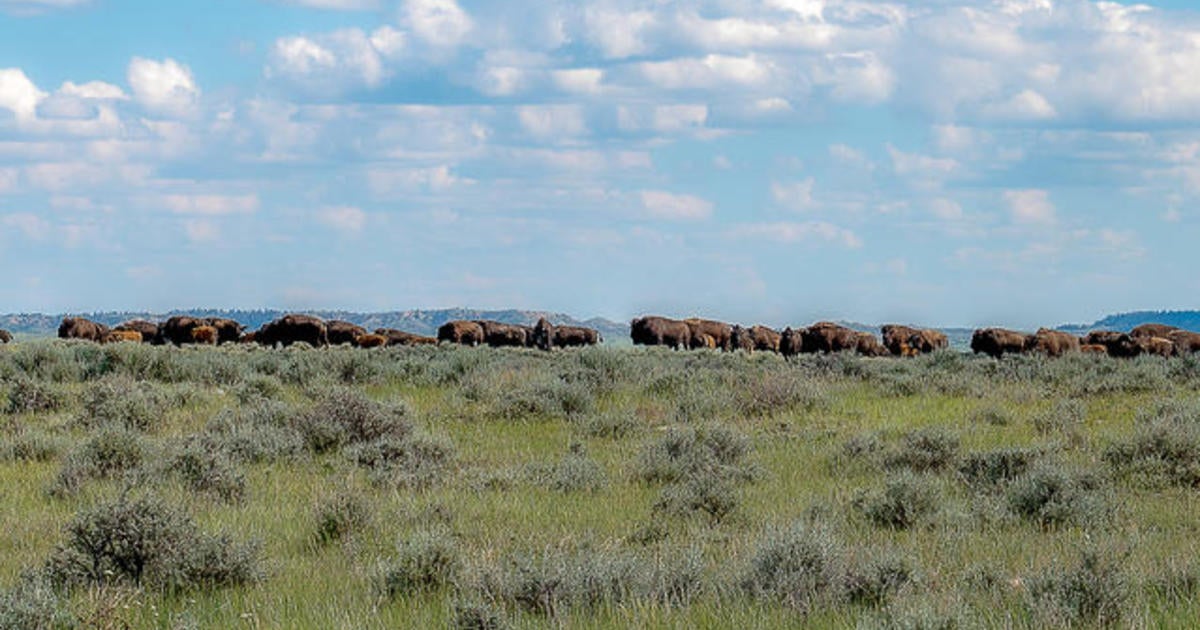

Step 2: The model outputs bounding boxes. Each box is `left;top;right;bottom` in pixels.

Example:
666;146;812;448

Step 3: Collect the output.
3;341;1200;628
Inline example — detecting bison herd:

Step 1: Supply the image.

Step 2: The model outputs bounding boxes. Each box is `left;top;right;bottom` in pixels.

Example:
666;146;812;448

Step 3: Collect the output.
630;316;945;357
970;324;1200;359
12;313;1200;361
49;314;601;351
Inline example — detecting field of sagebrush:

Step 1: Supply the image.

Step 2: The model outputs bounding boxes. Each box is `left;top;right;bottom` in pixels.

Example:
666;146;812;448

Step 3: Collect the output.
3;341;1200;628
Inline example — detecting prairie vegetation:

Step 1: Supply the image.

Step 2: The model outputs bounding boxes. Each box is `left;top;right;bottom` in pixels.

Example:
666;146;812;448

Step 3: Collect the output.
2;341;1200;627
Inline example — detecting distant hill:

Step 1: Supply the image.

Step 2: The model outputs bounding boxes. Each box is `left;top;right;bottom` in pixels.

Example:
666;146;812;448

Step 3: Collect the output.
1059;310;1200;334
0;309;629;342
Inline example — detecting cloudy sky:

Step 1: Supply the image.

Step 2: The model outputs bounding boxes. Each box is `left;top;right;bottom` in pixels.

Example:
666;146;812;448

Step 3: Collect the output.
1;0;1199;327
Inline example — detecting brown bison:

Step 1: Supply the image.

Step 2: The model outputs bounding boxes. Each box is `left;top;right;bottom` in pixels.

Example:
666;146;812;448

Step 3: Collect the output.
103;330;143;344
692;333;717;350
191;326;218;345
801;322;859;354
1085;331;1142;358
630;316;691;350
327;320;367;346
239;332;257;344
1139;336;1175;358
780;327;804;357
532;318;554;351
437;320;485;346
115;320;159;343
159;316;207;346
855;332;889;357
256;314;328;347
731;325;781;353
1025;328;1080;358
1131;323;1179;340
476;320;530;348
1166;330;1200;355
375;328;437;346
0;329;10;344
1080;344;1108;355
354;333;388;349
205;318;245;345
684;318;733;351
970;328;1030;358
881;324;947;356
58;317;109;342
552;325;600;348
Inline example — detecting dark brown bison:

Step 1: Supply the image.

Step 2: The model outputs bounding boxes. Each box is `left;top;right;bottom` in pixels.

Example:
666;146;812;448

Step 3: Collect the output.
256;314;328;347
476;320;530;348
159;316;207;346
909;329;949;354
191;326;218;345
205;318;245;345
532;318;554;351
115;320;159;343
239;332;257;344
1139;336;1174;358
855;332;889;357
801;322;859;354
1131;323;1179;340
630;316;691;350
375;328;437;346
780;327;804;357
1085;331;1141;358
103;330;143;344
354;333;388;349
437;320;485;346
58;317;109;342
553;325;600;348
0;329;10;344
970;328;1030;358
731;325;781;353
1080;344;1108;354
327;320;368;346
684;318;733;351
1166;330;1200;355
1025;328;1080;358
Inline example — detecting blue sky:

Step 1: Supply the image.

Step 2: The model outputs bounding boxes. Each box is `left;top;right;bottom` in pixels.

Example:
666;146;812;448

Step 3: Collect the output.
1;0;1199;328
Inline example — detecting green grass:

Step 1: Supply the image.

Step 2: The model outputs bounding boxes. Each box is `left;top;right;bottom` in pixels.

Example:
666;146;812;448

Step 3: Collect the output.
3;341;1200;627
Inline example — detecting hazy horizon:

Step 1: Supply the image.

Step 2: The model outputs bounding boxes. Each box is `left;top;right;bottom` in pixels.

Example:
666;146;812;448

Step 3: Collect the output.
3;0;1199;329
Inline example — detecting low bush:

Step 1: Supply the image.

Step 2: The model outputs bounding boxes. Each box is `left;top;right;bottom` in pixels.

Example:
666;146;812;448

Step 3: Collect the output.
375;530;460;597
6;378;68;415
572;411;639;439
1005;464;1108;529
855;473;940;529
527;448;607;493
1104;418;1200;488
0;429;66;463
634;425;754;485
295;388;412;453
477;546;641;617
451;598;507;630
75;377;166;432
0;572;77;630
1025;548;1128;626
166;438;246;503
958;447;1040;488
51;428;149;497
312;492;371;547
203;401;306;464
346;432;456;488
884;428;959;473
740;522;847;613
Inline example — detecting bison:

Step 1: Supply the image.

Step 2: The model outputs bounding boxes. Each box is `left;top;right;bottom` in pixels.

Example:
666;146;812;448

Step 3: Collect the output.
731;325;781;353
239;332;257;344
191;326;218;345
58;317;109;342
630;316;691;350
375;328;437;346
256;314;328;348
801;322;859;354
1131;323;1179;340
970;328;1030;358
476;320;530;348
692;333;717;350
114;320;159;343
855;332;889;357
437;320;485;346
684;318;733;351
205;318;245;345
1025;328;1080;358
1085;331;1142;358
881;325;948;356
552;325;600;348
1139;336;1175;358
159;316;207;346
354;333;389;349
780;327;803;357
327;320;368;346
1080;344;1108;355
0;329;10;344
532;318;554;351
103;330;143;344
1166;330;1200;355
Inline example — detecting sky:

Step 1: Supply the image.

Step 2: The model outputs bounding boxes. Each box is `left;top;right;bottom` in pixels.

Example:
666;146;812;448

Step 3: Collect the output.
1;0;1200;328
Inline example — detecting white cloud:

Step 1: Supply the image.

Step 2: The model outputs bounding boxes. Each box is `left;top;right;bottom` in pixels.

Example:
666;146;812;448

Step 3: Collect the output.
772;178;817;211
277;0;378;9
637;55;772;89
161;194;259;216
552;68;604;95
983;89;1057;120
2;213;50;240
368;164;467;195
58;81;127;100
640;190;713;221
317;205;367;232
267;27;404;91
517;105;587;140
584;8;655;59
0;68;47;122
0;168;17;193
929;198;963;221
403;0;473;48
127;57;199;116
733;221;863;248
1004;189;1056;225
887;144;959;178
0;0;89;14
183;219;219;243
